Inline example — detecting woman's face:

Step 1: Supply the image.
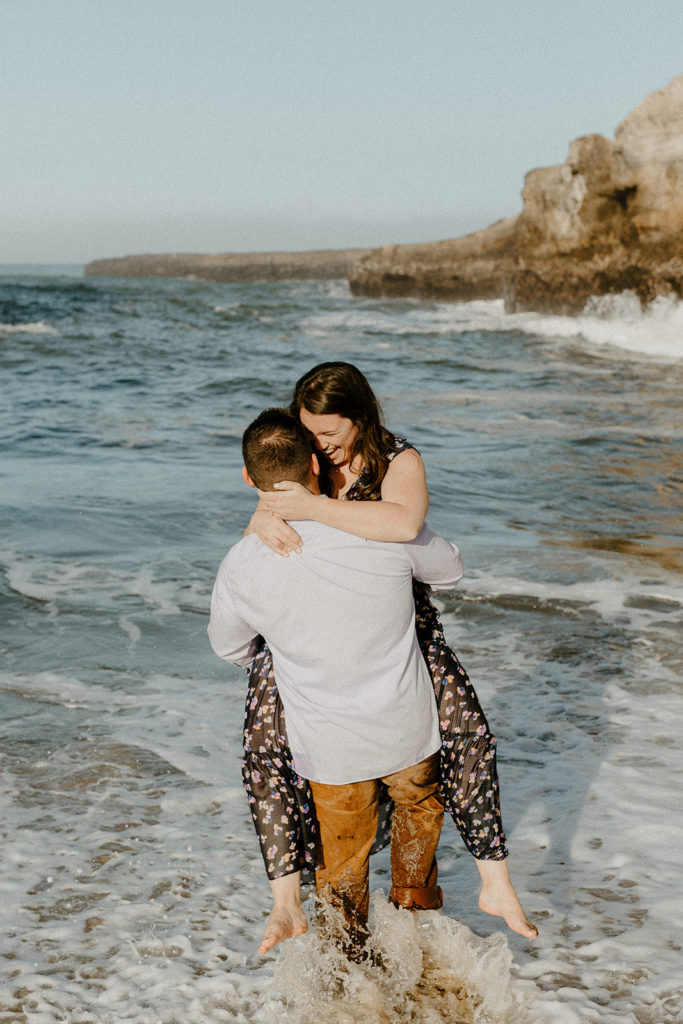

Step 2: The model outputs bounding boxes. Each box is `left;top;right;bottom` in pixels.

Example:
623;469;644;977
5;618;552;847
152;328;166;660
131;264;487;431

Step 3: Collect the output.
299;408;358;468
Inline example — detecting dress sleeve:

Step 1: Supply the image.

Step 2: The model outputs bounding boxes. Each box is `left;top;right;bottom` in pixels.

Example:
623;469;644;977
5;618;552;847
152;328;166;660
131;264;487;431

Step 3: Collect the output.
387;435;416;461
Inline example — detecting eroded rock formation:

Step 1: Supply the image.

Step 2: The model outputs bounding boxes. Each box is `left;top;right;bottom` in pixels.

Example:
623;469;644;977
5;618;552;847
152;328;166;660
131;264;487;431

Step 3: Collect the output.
350;74;683;313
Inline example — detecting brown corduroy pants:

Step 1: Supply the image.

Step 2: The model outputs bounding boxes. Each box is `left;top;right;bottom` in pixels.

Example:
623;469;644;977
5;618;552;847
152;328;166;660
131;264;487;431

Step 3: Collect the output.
309;752;444;948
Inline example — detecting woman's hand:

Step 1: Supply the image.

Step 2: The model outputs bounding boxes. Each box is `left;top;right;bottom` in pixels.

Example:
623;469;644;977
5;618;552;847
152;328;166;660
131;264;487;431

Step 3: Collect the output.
257;481;321;522
244;509;302;557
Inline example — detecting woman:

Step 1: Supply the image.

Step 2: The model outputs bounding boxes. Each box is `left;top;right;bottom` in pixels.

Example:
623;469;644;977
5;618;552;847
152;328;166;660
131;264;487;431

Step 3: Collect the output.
244;362;537;951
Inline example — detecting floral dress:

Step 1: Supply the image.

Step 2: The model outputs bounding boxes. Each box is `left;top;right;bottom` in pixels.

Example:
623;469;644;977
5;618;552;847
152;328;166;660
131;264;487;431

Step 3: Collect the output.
241;436;507;880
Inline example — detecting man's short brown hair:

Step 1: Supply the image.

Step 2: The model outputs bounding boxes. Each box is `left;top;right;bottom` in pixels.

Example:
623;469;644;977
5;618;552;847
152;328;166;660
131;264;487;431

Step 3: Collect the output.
242;408;313;491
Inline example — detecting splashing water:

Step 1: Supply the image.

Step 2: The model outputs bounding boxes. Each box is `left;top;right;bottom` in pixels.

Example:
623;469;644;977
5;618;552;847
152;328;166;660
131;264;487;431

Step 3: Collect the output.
272;894;524;1024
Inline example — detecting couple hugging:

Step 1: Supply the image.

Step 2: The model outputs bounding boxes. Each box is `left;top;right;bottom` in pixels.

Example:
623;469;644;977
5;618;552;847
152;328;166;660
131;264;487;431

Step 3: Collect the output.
208;361;537;959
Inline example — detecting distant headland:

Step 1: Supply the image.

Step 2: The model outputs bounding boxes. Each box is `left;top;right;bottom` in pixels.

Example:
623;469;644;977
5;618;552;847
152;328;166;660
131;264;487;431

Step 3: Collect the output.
84;249;370;283
86;74;683;315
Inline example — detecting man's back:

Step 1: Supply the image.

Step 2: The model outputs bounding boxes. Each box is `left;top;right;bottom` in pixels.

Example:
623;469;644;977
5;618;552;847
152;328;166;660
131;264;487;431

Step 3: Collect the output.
208;521;463;784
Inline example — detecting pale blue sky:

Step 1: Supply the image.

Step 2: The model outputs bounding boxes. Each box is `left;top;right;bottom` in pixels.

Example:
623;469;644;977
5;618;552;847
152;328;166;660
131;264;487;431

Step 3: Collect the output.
3;0;682;262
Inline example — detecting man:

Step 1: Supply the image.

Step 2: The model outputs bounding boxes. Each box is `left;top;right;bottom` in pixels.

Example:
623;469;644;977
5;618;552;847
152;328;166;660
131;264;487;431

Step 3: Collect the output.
208;408;465;956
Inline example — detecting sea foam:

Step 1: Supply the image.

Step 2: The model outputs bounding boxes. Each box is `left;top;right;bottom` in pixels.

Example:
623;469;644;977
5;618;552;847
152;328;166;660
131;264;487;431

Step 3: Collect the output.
302;291;683;361
513;292;683;360
0;320;58;336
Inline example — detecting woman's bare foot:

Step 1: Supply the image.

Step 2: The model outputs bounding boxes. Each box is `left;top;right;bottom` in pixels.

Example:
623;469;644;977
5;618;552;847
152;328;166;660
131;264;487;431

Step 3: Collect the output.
258;904;309;955
475;858;538;940
258;871;309;955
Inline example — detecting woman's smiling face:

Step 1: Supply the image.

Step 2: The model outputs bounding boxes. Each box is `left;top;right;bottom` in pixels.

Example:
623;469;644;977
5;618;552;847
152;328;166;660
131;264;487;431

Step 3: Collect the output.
299;408;358;468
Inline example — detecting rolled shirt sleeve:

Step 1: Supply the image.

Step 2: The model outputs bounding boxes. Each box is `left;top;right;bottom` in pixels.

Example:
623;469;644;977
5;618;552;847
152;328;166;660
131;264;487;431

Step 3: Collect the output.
406;525;464;591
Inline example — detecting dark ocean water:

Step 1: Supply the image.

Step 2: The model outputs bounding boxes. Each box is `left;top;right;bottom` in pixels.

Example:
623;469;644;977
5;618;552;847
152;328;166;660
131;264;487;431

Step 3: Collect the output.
1;266;681;1023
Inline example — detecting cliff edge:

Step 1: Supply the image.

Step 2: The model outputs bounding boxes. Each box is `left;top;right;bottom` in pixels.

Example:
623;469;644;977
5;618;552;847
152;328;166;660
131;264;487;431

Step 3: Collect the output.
350;74;683;313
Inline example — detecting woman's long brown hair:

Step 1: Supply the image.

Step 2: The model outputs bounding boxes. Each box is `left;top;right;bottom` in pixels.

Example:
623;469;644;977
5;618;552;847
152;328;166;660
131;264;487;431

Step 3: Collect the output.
290;362;395;500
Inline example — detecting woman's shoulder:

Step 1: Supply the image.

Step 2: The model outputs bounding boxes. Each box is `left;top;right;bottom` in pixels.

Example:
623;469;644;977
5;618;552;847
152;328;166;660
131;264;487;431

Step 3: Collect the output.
350;431;423;500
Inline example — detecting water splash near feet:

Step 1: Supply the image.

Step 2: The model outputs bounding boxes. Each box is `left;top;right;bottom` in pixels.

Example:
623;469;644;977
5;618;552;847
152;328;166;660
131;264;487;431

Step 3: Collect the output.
271;892;525;1024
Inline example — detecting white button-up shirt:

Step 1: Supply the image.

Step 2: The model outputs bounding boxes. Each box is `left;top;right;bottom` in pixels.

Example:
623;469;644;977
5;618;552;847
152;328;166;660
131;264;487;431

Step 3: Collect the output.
208;522;464;784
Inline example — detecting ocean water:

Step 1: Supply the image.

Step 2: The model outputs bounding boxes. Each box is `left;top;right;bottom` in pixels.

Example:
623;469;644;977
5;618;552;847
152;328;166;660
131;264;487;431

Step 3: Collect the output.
1;265;681;1024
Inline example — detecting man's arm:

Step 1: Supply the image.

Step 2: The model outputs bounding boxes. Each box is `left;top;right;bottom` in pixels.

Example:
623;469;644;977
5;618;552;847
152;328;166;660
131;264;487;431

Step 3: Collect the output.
207;558;260;668
406;525;465;591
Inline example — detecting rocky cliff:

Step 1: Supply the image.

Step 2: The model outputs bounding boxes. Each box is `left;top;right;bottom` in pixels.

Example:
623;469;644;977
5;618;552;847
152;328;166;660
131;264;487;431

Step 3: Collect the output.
85;248;369;283
350;74;683;313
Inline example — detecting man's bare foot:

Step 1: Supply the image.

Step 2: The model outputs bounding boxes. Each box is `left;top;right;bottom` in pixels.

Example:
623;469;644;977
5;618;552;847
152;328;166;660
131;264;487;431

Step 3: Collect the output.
475;859;538;940
258;904;309;955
